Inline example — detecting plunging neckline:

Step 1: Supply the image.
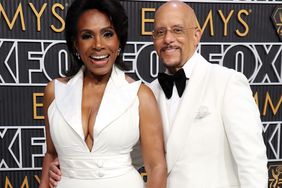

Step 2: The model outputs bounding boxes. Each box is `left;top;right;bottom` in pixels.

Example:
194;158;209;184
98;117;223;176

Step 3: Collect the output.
81;73;111;153
52;65;142;154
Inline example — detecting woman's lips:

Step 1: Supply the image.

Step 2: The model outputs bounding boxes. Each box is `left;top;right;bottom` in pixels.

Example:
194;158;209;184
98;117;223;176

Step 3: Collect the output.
89;54;110;66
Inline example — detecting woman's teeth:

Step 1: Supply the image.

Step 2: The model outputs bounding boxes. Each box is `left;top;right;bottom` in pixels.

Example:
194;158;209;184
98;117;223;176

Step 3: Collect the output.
91;55;108;60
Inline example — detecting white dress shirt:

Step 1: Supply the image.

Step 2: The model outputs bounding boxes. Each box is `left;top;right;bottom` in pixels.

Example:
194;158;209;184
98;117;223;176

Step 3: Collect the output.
166;52;197;130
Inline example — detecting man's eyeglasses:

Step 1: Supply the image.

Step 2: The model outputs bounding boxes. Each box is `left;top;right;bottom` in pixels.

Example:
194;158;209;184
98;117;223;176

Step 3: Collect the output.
152;26;197;40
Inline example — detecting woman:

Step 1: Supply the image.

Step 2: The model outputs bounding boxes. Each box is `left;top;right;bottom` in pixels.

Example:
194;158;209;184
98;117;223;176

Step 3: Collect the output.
39;0;167;187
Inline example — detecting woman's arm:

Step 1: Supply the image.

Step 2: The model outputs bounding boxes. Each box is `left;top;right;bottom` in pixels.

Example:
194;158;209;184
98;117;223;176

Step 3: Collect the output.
138;83;167;188
39;81;58;188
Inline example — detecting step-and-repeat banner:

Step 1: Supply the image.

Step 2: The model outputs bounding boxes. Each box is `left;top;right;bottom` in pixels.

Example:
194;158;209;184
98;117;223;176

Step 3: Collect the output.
0;0;281;187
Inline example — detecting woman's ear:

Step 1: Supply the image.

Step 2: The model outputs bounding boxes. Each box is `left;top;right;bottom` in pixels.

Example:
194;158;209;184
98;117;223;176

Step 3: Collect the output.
73;39;80;59
73;39;78;53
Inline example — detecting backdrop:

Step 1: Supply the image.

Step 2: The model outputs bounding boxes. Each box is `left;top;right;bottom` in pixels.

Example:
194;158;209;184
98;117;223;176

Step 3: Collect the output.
0;0;281;187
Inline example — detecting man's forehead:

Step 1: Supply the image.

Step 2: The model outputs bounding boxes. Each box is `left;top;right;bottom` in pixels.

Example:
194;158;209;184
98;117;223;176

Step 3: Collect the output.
154;13;187;27
156;2;191;14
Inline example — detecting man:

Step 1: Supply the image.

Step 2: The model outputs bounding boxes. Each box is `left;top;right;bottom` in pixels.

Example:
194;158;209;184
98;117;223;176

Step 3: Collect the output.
150;1;268;188
49;1;268;187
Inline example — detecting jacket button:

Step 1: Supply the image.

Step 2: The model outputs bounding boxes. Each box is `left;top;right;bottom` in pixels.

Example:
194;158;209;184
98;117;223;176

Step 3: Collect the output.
98;171;104;177
97;160;104;168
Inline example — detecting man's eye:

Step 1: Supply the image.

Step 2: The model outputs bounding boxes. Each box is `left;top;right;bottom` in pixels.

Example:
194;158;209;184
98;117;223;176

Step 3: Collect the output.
157;30;165;35
103;31;114;38
173;28;183;34
81;33;92;40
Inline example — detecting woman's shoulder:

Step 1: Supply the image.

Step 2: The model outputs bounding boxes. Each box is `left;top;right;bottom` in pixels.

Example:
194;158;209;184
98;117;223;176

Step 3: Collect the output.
44;80;55;107
44;76;71;99
124;74;154;98
125;74;136;83
45;80;55;95
138;83;155;101
56;77;71;84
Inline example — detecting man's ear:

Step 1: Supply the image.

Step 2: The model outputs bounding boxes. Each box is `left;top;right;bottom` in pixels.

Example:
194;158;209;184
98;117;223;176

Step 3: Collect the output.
193;28;202;47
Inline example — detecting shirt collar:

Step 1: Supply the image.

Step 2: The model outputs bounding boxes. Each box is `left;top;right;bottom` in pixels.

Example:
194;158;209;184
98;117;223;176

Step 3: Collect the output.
182;52;197;79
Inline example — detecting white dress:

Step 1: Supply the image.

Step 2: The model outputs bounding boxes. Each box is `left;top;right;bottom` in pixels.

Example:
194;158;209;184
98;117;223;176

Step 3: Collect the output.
48;66;144;188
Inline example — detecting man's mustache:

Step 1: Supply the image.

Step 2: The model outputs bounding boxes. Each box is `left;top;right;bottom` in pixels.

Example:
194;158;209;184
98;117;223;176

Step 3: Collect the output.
160;45;180;52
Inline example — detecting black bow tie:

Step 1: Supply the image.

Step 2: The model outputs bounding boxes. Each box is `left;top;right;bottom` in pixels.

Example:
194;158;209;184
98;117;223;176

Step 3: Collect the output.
158;68;187;99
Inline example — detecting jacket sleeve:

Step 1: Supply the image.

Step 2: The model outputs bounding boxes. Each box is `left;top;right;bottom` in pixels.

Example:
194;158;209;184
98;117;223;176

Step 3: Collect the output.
221;71;268;188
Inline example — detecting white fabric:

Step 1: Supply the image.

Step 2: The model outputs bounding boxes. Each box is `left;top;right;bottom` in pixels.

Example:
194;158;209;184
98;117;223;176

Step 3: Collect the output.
149;53;268;188
48;66;144;188
166;86;181;128
166;53;196;130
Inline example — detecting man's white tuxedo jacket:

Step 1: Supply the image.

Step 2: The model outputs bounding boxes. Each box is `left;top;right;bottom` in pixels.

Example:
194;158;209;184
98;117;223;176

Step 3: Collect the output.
149;53;268;188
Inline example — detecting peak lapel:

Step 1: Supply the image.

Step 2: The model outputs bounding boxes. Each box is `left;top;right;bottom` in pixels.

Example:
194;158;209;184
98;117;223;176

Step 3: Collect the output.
166;56;211;172
156;86;171;145
54;66;141;141
55;68;84;140
148;80;170;146
94;66;141;137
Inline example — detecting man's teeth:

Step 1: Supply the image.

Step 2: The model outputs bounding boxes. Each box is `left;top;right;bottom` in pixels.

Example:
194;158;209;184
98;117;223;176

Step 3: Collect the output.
91;55;108;60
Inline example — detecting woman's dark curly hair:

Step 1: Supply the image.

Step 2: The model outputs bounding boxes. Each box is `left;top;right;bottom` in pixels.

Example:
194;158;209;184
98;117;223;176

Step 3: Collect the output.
65;0;128;76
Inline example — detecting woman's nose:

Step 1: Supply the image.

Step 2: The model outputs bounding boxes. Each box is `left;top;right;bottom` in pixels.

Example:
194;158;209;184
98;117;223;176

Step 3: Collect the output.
92;36;103;50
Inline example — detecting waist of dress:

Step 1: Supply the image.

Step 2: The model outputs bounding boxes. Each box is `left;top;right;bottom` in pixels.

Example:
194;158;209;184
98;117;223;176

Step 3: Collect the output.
59;154;133;179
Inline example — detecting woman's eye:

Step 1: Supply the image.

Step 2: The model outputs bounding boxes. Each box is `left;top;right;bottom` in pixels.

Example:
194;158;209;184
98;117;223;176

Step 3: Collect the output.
103;31;114;38
81;33;92;40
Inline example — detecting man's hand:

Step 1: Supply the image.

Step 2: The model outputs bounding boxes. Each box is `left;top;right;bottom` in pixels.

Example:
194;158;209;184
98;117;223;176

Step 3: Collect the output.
48;158;61;188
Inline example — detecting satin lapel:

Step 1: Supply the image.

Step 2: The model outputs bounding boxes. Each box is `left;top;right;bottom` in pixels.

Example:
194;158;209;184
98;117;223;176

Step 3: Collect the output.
156;86;170;146
55;68;84;140
94;67;141;137
166;59;211;172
